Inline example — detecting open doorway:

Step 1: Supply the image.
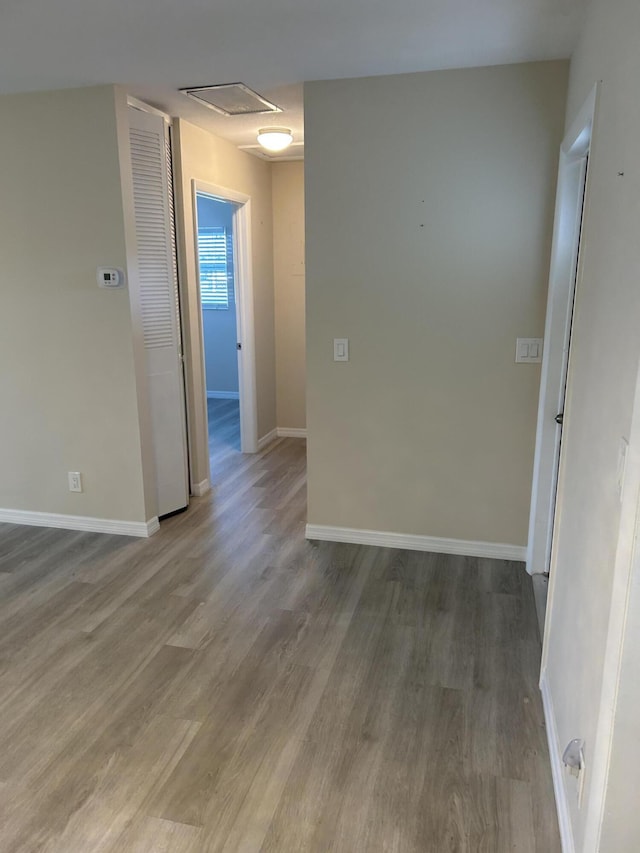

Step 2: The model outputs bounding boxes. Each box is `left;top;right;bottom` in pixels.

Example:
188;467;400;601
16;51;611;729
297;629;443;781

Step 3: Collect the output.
192;180;258;473
195;193;241;461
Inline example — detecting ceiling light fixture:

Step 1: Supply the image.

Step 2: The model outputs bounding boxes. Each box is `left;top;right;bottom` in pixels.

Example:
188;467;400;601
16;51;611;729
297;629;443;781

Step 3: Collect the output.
257;127;293;152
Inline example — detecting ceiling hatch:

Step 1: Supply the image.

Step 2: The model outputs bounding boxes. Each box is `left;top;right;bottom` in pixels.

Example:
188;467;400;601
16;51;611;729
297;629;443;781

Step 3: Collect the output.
180;83;282;116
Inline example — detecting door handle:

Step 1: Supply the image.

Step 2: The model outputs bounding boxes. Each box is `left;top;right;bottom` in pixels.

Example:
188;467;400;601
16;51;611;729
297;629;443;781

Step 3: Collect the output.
555;413;564;425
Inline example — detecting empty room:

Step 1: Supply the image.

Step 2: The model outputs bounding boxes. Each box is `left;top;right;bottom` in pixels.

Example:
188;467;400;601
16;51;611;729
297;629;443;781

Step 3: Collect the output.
0;0;639;850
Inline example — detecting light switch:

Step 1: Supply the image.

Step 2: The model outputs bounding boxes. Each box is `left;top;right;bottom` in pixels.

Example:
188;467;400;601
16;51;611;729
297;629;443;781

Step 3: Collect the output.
334;338;349;362
516;338;543;364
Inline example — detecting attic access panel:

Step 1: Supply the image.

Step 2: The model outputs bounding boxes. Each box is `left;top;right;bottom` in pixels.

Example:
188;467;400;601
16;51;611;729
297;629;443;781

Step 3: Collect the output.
180;83;282;116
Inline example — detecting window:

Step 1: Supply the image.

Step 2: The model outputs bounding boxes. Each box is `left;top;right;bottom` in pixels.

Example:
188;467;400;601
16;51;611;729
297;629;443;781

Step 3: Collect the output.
197;226;234;309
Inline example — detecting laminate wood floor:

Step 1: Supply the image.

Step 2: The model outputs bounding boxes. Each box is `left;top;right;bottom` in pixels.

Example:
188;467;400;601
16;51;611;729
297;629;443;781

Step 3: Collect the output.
207;398;241;462
0;437;560;852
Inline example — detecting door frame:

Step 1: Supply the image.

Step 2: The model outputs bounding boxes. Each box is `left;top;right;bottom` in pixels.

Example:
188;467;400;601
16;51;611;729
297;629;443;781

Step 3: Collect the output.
191;179;258;457
526;84;598;578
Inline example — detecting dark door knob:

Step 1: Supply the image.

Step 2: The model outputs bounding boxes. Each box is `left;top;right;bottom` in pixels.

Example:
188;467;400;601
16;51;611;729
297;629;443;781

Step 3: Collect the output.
555;413;564;425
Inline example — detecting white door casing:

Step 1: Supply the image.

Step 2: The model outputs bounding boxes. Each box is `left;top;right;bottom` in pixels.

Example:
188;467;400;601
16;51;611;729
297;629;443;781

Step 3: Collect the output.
527;85;598;578
192;180;258;456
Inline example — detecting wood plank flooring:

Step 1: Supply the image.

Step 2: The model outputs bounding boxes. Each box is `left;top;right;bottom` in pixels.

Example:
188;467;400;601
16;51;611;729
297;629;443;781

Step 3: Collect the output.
207;398;241;460
0;433;560;852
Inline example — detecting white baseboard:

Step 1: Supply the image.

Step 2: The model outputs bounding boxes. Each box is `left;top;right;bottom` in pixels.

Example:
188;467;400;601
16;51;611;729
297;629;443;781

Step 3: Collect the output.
191;479;210;497
305;524;526;561
258;427;307;449
277;427;307;439
540;673;575;852
207;390;240;400
0;508;159;538
258;428;278;450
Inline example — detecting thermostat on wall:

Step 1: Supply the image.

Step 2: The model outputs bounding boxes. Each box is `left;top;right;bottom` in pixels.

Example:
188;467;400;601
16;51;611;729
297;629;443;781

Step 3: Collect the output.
97;267;124;288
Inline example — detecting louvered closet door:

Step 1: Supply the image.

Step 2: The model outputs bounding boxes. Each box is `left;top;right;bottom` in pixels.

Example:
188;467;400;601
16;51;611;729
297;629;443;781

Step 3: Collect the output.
129;106;189;518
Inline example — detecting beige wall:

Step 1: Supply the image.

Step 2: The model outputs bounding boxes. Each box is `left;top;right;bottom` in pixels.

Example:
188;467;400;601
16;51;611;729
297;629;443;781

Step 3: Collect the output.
0;85;150;523
172;119;276;485
305;62;568;545
272;162;306;430
542;0;640;847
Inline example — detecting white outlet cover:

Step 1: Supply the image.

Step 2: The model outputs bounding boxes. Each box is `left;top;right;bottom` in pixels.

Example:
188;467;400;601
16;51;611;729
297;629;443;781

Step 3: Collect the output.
68;471;83;492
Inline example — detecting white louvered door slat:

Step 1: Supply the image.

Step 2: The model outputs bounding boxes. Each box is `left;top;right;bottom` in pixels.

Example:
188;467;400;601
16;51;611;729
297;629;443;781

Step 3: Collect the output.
129;107;189;518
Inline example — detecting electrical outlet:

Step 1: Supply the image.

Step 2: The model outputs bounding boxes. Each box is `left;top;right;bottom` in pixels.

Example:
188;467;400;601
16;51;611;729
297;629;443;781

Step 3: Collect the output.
68;472;83;493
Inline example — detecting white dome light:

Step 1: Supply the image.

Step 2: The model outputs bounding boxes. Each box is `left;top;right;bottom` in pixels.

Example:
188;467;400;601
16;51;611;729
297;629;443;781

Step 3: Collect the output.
257;127;293;152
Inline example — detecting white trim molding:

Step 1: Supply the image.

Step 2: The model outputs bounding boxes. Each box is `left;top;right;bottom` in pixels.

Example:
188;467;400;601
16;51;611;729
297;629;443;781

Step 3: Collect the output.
258;428;278;450
126;95;172;124
206;390;240;400
277;427;307;439
305;524;526;561
540;673;575;853
0;508;159;538
527;83;599;576
191;479;210;497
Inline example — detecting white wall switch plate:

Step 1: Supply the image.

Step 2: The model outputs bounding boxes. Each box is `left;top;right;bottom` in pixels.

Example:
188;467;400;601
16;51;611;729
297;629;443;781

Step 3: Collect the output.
68;471;83;492
515;338;543;363
334;338;349;362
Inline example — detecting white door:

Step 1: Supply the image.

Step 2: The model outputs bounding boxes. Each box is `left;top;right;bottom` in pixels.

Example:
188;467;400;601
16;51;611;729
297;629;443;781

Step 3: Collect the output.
527;86;596;578
129;106;189;517
545;156;588;570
